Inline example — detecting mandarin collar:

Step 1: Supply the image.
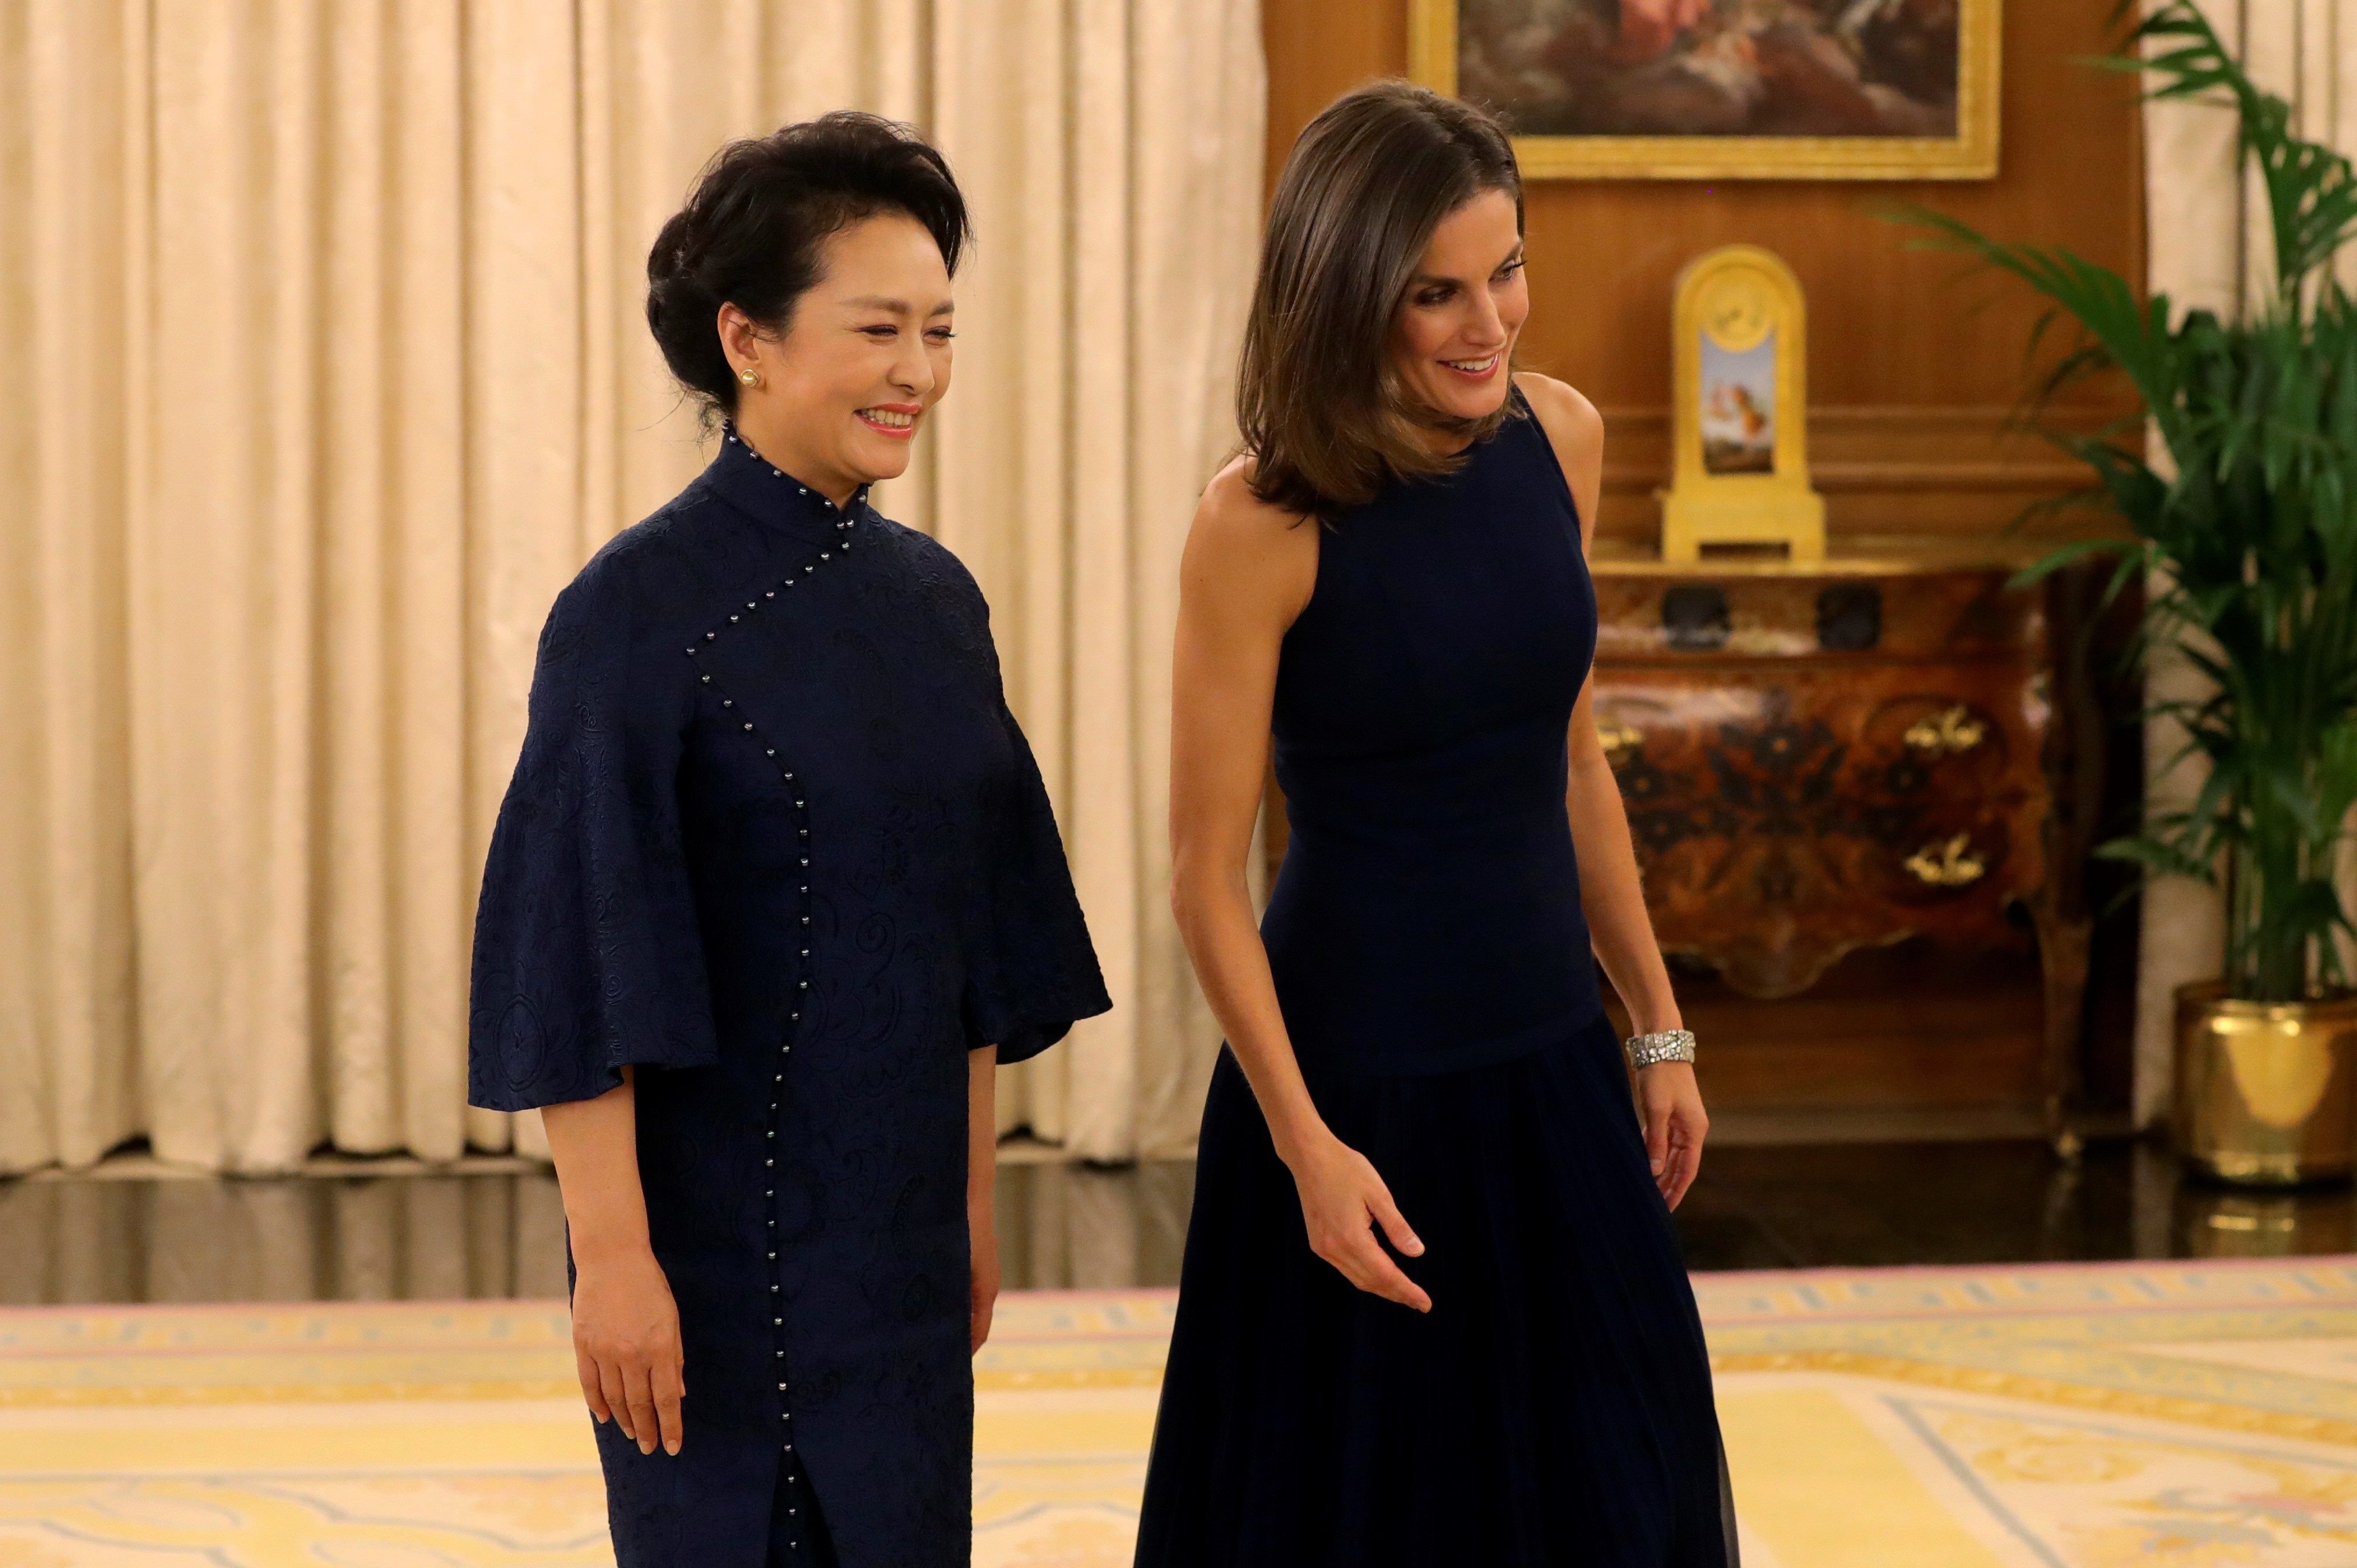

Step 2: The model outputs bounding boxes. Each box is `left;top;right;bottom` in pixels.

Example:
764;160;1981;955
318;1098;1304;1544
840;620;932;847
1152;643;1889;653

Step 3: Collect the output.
707;422;874;538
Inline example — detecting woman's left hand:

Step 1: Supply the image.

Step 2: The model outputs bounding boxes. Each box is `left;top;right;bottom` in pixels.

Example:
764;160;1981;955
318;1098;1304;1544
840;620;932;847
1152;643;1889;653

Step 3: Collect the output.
1636;1061;1709;1209
969;1199;1000;1353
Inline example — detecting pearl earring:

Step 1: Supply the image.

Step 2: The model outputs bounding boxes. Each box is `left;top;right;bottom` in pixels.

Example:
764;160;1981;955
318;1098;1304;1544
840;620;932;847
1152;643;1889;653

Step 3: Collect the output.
739;367;759;387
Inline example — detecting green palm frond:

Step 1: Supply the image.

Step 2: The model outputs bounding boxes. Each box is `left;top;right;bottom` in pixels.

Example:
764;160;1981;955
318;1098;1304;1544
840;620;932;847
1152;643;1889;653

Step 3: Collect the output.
1884;1;2357;1000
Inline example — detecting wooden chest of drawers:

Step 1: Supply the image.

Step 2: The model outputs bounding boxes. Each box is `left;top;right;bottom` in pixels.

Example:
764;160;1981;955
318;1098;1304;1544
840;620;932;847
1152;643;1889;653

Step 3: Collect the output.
1590;551;2094;1146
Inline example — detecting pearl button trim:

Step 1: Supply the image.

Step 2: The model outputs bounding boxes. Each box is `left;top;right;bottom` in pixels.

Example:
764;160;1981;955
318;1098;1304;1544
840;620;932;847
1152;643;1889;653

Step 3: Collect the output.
683;429;874;1552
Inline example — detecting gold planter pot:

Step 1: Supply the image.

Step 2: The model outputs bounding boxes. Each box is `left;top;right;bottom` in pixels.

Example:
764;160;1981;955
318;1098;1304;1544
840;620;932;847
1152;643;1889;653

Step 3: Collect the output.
2173;983;2357;1186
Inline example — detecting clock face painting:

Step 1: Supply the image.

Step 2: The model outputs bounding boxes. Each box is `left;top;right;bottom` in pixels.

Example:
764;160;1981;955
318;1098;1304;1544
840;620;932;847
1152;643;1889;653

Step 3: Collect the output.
1662;245;1825;561
1698;276;1778;476
1412;0;2001;180
1700;332;1776;476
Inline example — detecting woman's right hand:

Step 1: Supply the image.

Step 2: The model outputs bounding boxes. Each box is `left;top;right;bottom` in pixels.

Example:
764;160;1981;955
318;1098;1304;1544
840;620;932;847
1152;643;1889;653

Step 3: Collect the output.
1283;1131;1431;1312
571;1245;687;1456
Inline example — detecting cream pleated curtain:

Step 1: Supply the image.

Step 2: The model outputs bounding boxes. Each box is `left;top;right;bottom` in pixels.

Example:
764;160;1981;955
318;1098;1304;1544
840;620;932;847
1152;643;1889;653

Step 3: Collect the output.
0;0;1262;1172
2133;0;2357;1121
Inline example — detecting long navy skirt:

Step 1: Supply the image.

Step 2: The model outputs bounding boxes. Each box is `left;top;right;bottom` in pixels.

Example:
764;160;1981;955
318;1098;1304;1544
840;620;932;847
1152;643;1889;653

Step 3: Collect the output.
1134;1012;1738;1567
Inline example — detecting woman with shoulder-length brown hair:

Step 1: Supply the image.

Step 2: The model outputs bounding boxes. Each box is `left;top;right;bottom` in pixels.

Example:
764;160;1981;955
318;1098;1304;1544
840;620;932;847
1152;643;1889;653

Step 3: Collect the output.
1134;82;1738;1566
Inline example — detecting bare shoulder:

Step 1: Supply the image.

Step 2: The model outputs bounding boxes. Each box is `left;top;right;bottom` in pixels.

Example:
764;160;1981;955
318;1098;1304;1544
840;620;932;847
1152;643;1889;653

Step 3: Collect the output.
1514;372;1605;540
1514;372;1604;459
1195;454;1307;546
1183;455;1319;627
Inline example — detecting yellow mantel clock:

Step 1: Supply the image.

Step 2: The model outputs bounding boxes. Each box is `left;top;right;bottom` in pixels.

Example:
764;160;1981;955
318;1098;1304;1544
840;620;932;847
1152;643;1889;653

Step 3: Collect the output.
1660;245;1825;564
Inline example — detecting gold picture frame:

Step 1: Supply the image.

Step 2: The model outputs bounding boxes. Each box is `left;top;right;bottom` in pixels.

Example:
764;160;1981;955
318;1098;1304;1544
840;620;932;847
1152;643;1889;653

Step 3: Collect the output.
1409;0;2002;181
1661;244;1825;561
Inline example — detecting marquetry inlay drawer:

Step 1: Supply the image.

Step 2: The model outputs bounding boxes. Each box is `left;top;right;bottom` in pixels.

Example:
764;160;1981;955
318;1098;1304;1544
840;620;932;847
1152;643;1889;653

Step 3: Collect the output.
1588;556;2055;1000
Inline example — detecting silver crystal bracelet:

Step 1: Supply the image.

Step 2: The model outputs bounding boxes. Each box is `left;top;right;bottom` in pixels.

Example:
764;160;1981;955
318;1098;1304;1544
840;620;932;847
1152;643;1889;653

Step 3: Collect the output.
1624;1028;1696;1069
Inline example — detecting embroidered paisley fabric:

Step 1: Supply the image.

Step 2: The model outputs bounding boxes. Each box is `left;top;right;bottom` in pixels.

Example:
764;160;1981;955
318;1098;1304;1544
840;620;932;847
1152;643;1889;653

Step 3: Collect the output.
468;432;1109;1568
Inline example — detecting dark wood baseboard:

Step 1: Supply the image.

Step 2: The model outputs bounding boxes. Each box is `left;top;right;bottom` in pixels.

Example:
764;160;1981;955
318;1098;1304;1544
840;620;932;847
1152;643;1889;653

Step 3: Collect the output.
1610;940;2056;1117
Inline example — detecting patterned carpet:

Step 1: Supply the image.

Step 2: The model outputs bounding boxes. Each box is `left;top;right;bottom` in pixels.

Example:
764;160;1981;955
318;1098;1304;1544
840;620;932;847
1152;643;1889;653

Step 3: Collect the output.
0;1260;2350;1565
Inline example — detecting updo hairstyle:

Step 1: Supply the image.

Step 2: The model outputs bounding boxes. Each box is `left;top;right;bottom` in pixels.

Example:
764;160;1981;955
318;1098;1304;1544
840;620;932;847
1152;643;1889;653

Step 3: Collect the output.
645;111;971;419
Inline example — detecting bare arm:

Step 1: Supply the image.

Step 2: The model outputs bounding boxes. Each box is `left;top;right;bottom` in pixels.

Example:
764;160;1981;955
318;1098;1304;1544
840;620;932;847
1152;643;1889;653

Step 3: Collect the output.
541;1066;686;1455
1169;463;1430;1312
1521;373;1710;1208
1565;678;1684;1035
967;1046;999;1352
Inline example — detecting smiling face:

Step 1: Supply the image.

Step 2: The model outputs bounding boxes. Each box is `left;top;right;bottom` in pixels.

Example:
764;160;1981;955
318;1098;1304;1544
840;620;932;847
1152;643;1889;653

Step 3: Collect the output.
720;211;955;503
1387;188;1528;434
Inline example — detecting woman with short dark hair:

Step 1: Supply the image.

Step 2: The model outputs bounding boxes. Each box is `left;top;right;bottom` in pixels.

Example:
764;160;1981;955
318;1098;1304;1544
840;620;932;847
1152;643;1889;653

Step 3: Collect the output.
469;111;1108;1568
1136;82;1736;1565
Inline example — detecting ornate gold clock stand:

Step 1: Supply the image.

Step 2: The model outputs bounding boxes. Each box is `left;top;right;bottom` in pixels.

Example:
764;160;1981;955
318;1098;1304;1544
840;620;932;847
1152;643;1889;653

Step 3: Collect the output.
1591;246;2095;1157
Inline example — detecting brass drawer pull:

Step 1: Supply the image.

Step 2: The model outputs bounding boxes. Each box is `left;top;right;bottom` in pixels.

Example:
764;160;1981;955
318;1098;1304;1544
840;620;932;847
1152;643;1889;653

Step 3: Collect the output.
1905;833;1987;887
1903;704;1986;756
1598;717;1642;765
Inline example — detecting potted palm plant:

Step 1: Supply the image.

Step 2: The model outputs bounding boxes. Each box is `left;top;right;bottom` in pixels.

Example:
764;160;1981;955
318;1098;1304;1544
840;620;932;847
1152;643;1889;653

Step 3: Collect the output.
1902;0;2357;1184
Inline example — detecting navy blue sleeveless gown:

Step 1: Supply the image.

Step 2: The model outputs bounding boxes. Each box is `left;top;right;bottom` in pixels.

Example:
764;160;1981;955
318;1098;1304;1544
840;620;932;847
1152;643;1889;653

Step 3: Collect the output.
1134;393;1737;1567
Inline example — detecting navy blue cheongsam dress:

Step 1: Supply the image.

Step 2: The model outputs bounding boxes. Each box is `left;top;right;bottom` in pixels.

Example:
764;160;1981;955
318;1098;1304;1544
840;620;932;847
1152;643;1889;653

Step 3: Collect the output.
469;427;1110;1568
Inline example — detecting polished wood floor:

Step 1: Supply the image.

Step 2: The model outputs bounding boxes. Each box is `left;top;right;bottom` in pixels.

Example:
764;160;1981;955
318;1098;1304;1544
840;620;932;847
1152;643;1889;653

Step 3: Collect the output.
0;1138;2344;1304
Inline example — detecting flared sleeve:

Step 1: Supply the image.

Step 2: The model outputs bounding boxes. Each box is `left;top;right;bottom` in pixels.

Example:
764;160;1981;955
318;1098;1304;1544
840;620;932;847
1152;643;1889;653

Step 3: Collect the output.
467;569;718;1110
963;698;1113;1065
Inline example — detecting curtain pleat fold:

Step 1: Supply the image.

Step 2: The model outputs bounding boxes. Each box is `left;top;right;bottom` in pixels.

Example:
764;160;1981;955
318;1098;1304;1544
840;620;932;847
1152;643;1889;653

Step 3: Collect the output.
1;2;1261;1172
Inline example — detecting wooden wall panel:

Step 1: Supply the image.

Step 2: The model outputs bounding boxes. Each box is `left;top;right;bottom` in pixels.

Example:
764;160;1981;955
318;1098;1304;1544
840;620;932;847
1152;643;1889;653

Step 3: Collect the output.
1258;1;2148;1123
1261;0;2146;547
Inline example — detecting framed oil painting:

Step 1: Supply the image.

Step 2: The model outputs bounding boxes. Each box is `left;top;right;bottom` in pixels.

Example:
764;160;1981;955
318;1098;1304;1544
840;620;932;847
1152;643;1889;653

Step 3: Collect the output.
1409;0;2001;180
